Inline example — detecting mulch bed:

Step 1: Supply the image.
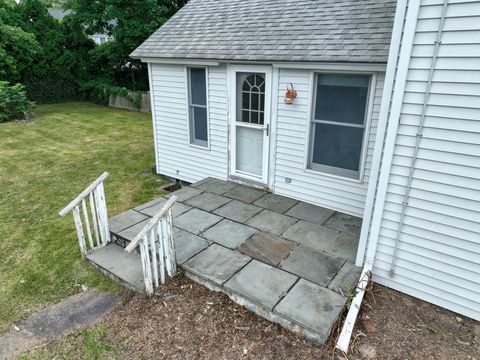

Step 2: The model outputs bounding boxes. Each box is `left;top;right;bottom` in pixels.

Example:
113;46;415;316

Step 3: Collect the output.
106;275;333;359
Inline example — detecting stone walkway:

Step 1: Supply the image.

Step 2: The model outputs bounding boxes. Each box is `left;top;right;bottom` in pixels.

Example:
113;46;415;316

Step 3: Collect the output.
107;177;363;344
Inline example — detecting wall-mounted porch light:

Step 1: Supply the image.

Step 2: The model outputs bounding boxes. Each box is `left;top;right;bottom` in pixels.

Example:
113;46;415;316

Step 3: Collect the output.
284;83;297;104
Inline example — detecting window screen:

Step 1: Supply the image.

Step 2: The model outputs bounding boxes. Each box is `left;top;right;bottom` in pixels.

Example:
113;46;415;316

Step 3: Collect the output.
309;73;370;178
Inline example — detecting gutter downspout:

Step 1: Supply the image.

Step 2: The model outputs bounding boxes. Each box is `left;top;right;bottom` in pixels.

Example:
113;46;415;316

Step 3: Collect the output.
389;0;449;276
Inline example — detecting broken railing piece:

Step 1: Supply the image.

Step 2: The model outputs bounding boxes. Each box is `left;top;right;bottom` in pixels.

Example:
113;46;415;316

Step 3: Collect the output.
125;195;177;295
59;172;111;257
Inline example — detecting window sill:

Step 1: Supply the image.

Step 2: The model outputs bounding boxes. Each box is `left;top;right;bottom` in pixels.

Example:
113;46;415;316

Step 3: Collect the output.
303;168;365;184
188;142;210;151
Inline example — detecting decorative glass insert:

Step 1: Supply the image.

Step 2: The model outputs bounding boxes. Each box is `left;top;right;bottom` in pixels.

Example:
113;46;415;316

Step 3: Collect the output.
188;68;208;146
239;73;265;125
309;73;370;178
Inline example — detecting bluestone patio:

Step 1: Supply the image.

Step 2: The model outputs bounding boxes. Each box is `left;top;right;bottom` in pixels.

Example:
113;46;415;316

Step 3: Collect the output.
91;177;362;343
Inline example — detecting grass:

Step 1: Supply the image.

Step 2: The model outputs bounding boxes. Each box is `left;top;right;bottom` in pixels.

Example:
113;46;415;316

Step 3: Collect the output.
0;102;166;333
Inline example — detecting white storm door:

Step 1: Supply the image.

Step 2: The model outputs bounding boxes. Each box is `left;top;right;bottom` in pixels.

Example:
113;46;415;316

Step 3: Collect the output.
229;66;271;184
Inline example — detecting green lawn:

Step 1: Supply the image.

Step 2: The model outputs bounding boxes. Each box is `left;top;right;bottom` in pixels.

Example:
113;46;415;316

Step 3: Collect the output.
0;102;166;333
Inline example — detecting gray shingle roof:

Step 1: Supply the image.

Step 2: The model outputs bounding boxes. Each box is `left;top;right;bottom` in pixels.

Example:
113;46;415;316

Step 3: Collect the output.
131;0;397;63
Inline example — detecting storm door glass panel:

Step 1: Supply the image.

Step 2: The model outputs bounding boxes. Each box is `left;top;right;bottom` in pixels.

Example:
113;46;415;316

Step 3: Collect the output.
236;127;263;176
238;73;265;125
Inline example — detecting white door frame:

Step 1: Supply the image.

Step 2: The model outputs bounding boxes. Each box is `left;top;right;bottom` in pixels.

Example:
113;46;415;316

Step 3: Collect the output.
228;64;273;185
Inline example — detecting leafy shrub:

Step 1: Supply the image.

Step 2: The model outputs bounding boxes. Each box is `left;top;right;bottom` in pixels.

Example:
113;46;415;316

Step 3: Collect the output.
0;81;35;122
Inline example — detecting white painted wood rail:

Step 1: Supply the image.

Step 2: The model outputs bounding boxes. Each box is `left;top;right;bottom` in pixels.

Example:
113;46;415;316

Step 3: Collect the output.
59;172;111;257
125;196;177;295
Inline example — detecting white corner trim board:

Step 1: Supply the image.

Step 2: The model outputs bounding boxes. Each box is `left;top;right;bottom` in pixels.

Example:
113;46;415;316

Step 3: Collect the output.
355;0;408;266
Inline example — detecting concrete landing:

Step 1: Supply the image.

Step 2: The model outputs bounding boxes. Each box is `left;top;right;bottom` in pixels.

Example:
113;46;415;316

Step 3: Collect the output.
86;244;144;292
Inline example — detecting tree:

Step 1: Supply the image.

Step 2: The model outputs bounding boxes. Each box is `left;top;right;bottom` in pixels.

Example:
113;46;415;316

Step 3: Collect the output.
0;0;40;82
74;0;187;91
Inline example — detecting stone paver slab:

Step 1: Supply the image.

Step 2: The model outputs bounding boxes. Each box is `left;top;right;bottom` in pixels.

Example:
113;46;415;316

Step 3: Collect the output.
238;232;297;266
201;219;257;249
322;233;359;262
109;210;149;233
282;220;339;251
274;279;346;337
182;244;251;285
133;196;167;211
174;208;222;235
166;186;203;202
285;202;335;225
324;212;362;236
139;199;191;218
253;193;298;213
117;219;150;241
213;200;262;223
279;246;345;286
190;177;213;188
328;261;362;296
174;228;209;264
223;185;266;203
225;260;298;310
246;209;298;235
195;178;238;194
185;192;231;212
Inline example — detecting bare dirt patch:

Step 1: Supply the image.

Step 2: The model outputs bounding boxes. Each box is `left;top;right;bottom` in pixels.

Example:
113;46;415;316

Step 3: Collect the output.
349;284;480;360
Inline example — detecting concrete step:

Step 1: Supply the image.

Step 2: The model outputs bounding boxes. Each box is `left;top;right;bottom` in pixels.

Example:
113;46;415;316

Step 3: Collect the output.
86;243;144;292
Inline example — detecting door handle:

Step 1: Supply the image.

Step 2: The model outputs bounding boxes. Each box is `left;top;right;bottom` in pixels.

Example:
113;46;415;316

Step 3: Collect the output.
265;124;269;136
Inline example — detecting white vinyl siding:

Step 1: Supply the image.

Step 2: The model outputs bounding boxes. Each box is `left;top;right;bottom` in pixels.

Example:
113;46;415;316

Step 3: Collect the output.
150;63;228;183
273;68;384;217
371;0;480;320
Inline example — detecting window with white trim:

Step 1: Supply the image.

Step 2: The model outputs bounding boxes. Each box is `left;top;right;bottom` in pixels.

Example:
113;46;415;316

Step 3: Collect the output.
187;67;208;147
308;73;370;179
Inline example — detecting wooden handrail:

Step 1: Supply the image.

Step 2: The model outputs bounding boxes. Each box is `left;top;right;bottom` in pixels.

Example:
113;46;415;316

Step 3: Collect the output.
125;195;177;253
59;172;110;216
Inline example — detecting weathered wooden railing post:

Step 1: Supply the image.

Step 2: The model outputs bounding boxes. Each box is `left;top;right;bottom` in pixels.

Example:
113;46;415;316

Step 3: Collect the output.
59;172;111;257
125;196;177;295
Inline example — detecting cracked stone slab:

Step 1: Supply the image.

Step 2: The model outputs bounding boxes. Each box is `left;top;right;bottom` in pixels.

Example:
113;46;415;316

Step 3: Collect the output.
0;291;118;359
174;208;222;235
224;260;298;310
213;200;262;223
238;232;297;266
322;232;359;262
285;202;335;225
174;227;209;264
279;246;345;286
328;261;362;296
182;244;251;286
166;186;203;202
282;220;339;251
246;209;298;235
253;193;298;214
274;279;346;339
201;219;257;249
223;185;266;203
323;212;362;237
185;192;231;212
138;198;191;218
109;210;149;234
195;178;238;194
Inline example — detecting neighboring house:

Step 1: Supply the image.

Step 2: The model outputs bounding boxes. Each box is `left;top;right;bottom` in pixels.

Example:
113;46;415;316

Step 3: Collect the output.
47;8;114;45
131;0;480;322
